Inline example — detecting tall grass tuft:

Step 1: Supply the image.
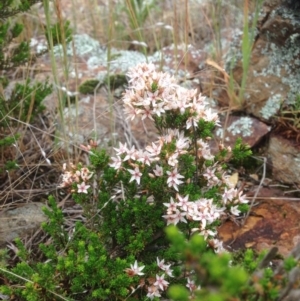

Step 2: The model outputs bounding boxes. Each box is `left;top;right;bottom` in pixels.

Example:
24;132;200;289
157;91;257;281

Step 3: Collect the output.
238;0;264;105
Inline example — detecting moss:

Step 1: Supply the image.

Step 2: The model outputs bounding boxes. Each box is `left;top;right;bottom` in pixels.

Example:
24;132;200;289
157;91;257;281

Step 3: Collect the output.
104;73;128;90
78;74;128;95
79;79;101;94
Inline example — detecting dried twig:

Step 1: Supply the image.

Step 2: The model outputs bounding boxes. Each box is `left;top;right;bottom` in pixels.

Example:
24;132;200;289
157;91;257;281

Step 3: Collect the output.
242;156;266;225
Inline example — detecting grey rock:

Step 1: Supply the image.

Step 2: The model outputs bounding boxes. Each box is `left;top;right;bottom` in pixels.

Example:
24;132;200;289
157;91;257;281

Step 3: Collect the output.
0;202;48;247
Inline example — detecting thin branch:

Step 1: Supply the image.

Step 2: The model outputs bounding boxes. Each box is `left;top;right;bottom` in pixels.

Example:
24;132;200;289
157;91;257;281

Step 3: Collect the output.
242;156;266;225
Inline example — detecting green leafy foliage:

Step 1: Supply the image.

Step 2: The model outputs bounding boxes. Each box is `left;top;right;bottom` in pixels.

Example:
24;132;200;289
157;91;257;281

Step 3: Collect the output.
0;197;136;301
0;134;20;173
0;1;41;19
45;20;72;47
231;137;252;166
0;21;30;70
166;227;300;301
0;1;43;70
167;226;249;300
0;79;52;126
283;256;297;272
2;160;19;171
0;134;20;147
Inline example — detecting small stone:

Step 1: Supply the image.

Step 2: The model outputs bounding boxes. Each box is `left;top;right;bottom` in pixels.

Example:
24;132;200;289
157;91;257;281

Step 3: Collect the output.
268;134;300;184
0;203;48;247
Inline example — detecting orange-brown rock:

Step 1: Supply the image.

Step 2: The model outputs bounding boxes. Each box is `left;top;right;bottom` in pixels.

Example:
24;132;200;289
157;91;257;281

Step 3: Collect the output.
218;187;300;256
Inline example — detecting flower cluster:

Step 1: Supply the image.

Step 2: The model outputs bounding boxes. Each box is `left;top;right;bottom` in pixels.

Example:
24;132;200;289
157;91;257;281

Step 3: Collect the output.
125;258;173;300
163;194;223;236
59;163;93;194
110;130;194;191
123;63;219;127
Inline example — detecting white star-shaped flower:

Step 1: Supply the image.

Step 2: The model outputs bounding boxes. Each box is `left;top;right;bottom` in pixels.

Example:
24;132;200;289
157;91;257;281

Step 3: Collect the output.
77;182;90;194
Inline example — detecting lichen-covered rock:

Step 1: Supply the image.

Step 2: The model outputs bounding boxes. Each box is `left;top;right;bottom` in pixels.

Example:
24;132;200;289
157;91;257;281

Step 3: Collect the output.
215;115;271;148
226;0;300;120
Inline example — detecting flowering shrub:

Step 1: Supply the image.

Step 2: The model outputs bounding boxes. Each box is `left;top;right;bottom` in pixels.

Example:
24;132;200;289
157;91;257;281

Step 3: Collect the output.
107;62;249;240
56;63;250;299
4;63;299;301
